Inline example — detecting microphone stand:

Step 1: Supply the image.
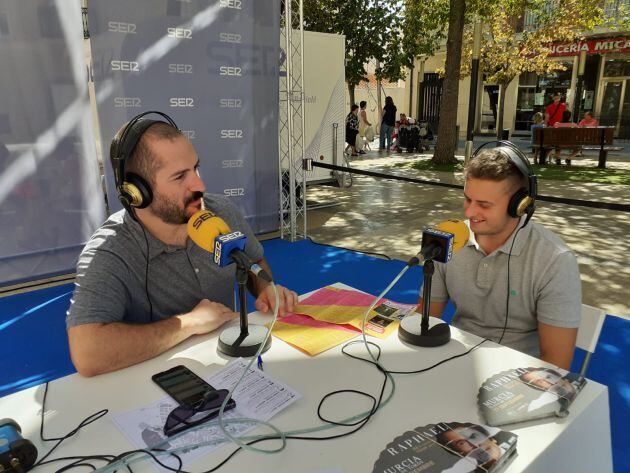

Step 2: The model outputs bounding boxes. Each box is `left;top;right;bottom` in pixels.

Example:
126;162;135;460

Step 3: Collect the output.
398;258;451;347
420;260;434;335
217;261;272;357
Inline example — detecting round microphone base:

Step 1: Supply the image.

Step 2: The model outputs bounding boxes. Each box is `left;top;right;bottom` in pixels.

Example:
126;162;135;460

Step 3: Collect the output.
398;315;451;347
218;324;272;357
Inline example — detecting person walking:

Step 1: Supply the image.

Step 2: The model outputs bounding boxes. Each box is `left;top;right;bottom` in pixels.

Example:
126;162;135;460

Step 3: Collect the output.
345;104;360;156
358;100;371;153
379;96;397;152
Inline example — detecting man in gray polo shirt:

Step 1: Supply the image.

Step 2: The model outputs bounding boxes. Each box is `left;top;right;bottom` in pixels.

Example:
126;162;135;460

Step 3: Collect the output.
66;119;297;377
420;149;581;369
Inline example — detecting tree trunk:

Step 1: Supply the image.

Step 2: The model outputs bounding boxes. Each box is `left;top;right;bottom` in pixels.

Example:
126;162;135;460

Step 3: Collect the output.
433;0;466;164
376;60;383;133
348;82;355;107
495;79;513;140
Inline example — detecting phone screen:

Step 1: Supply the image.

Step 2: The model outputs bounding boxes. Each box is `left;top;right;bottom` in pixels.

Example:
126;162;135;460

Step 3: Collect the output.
152;365;216;406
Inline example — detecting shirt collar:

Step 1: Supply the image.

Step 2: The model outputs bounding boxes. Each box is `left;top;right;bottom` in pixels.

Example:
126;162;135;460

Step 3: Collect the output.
124;210;187;260
465;216;531;257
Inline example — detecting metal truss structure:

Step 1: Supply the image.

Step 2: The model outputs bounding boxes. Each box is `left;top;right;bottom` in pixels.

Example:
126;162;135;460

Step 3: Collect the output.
278;0;306;241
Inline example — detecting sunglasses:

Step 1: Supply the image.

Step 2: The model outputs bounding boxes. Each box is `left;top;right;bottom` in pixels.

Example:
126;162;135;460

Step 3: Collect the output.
163;389;236;437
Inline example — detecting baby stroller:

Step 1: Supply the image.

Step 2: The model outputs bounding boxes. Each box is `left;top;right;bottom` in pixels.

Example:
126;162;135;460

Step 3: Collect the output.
397;120;421;153
416;120;434;152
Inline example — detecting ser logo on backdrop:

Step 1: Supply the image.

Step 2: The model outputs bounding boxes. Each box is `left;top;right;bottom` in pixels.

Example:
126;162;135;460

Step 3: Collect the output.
169;98;194;107
114;97;141;108
167;27;192;39
111;60;140;72
219;0;242;9
108;21;137;34
224;188;245;197
219;33;242;44
220;99;242;108
220;130;243;139
168;64;193;74
222;160;244;168
219;66;242;76
182;130;196;140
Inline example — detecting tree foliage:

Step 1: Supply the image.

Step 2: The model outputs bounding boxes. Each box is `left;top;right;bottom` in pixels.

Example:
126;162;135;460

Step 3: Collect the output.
303;0;400;92
379;0;449;81
456;0;607;137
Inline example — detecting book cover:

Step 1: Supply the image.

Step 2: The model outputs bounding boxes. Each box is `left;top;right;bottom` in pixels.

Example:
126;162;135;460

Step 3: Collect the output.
372;422;517;473
478;367;587;426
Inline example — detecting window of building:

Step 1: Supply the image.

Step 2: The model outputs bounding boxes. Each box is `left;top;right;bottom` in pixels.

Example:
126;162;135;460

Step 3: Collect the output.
603;59;630;77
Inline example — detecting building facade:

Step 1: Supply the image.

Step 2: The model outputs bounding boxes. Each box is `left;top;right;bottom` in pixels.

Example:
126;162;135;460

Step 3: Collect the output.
403;5;630;139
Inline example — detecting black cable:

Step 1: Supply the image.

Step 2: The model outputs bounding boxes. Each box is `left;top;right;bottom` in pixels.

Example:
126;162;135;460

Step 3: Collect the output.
35;381;189;473
191;337;485;472
498;222;525;345
311;161;630;213
141;225;154;322
108;448;183;473
34;382;110;468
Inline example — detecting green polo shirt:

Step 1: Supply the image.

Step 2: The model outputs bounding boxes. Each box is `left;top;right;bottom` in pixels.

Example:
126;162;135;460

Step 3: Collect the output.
427;219;581;357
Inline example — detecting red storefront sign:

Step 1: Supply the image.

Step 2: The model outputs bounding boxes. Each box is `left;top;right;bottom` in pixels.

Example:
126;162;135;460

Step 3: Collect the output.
549;37;630;56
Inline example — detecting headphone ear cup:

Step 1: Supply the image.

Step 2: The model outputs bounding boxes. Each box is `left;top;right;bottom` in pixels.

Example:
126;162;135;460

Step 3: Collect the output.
508;188;531;218
122;173;153;209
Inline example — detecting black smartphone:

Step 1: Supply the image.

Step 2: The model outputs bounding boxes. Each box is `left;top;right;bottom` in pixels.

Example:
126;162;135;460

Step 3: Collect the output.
152;365;218;406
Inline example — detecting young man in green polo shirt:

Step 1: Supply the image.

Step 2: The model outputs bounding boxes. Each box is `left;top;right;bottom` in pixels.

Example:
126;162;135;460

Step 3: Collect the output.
419;148;581;369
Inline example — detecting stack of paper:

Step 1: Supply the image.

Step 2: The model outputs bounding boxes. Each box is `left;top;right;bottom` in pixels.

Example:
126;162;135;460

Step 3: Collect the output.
270;285;417;356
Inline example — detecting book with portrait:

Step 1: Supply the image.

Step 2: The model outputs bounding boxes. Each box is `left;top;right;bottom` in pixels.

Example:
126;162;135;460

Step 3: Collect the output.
372;422;517;473
478;367;587;426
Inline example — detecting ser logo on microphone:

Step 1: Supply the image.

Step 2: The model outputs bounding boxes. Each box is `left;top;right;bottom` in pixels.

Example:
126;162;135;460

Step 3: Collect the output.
213;231;245;265
213;240;222;265
218;231;244;243
191;211;214;230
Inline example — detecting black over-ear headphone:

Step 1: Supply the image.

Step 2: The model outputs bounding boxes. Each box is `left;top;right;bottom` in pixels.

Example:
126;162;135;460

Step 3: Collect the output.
470;140;538;226
110;111;180;212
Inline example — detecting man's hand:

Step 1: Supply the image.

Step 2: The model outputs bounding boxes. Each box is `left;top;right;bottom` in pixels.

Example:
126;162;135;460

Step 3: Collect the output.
254;284;298;317
182;299;239;335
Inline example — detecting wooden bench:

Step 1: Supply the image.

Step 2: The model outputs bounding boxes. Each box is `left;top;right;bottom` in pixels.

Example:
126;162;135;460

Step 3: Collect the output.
532;126;622;168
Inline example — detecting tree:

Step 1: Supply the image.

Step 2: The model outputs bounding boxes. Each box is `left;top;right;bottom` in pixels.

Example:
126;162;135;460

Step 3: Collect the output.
459;0;606;139
303;0;400;104
431;0;466;164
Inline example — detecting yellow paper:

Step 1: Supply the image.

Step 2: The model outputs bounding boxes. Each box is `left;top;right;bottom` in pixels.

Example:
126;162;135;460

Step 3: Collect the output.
270;321;359;356
294;304;366;325
294;304;401;339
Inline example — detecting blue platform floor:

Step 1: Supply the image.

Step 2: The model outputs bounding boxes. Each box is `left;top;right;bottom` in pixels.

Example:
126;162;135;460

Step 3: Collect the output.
0;238;628;471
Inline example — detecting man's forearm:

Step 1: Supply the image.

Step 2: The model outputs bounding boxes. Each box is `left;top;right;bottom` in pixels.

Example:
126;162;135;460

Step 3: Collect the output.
68;315;194;377
247;258;273;297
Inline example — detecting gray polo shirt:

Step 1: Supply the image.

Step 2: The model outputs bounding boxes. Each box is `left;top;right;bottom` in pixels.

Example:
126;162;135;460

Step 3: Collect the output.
66;194;263;328
426;219;581;357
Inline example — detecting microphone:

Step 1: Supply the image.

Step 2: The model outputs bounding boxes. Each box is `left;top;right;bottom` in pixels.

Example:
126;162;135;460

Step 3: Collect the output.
187;210;272;357
407;220;470;266
187;210;272;283
420;228;454;263
399;220;470;348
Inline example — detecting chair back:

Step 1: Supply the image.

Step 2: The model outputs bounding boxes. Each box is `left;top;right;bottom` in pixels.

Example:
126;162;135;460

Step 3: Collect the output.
576;304;606;376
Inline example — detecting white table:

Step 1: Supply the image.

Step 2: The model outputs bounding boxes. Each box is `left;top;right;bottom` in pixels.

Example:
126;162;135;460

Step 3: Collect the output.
1;285;612;473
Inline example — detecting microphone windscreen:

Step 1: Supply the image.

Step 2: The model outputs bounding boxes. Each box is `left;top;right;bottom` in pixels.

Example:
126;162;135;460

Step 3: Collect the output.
436;220;470;253
187;210;231;252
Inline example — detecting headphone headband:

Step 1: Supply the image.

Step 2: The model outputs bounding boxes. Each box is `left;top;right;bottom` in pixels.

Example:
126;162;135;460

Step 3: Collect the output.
470;140;537;225
112;111;179;189
110;111;180;213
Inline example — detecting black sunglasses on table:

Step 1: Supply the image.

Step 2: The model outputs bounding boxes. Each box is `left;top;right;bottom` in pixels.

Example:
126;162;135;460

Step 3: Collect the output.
164;389;236;437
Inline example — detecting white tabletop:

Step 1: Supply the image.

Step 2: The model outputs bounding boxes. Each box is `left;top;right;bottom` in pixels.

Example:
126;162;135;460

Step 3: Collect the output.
1;284;612;473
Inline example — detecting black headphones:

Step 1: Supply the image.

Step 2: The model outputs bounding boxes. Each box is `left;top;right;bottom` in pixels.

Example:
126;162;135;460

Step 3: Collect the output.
110;111;180;213
471;140;537;226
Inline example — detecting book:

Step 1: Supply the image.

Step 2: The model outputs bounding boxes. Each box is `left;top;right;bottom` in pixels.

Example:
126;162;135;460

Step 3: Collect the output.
372;422;517;473
478;367;587;426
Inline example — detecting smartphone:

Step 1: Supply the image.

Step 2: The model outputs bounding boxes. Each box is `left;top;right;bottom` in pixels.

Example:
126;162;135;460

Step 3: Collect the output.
152;365;218;406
